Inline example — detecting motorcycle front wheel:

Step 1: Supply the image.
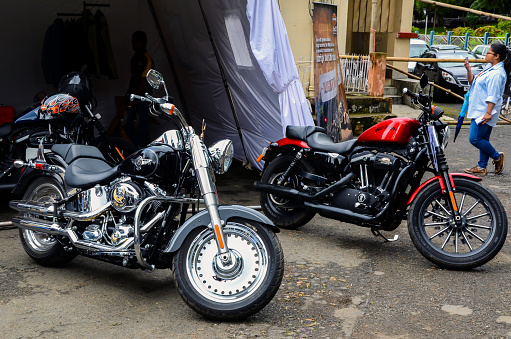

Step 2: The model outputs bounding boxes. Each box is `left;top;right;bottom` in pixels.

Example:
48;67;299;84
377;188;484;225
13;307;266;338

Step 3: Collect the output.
259;154;316;229
173;219;284;321
19;177;77;266
408;177;507;270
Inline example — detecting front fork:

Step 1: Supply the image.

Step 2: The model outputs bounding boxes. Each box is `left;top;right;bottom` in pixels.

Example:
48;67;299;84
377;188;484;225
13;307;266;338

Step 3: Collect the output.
190;135;231;264
434;146;462;225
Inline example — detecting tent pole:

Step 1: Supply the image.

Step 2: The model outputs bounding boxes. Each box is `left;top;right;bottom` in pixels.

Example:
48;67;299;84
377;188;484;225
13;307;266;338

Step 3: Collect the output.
196;0;249;162
146;0;190;121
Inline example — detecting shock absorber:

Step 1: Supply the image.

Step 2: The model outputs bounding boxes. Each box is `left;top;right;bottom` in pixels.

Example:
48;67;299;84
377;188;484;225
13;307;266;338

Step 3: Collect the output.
277;150;304;185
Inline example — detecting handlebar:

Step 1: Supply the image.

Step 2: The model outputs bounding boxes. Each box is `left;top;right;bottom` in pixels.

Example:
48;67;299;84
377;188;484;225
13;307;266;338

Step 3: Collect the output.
402;88;419;100
130;94;153;104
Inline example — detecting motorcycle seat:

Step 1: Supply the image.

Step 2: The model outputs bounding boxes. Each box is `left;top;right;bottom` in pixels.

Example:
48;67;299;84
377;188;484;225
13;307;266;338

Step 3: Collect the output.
0;122;12;138
65;158;118;188
286;126;327;141
307;133;358;154
286;125;357;154
51;144;106;164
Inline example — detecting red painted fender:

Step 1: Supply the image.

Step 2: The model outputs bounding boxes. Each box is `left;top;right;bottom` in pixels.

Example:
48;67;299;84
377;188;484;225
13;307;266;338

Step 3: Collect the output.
276;138;310;149
407;173;482;206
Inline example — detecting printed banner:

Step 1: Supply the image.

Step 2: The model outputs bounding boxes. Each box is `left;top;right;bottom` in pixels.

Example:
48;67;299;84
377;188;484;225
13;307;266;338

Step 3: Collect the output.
313;2;352;142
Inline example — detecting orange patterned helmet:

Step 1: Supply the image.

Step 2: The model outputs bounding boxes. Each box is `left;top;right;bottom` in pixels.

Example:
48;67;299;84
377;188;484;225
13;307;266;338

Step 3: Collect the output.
39;94;80;120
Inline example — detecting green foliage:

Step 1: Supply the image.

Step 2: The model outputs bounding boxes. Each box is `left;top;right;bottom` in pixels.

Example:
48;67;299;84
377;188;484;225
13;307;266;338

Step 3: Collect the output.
497;20;511;32
412;26;420;33
473;26;505;37
453;27;474;36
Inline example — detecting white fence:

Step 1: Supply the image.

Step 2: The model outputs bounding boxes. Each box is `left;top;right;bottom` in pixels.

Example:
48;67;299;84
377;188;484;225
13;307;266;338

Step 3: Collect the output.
295;56;369;96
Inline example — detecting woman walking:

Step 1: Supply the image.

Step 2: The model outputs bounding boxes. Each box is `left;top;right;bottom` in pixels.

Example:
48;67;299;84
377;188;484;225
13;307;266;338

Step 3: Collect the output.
464;43;511;176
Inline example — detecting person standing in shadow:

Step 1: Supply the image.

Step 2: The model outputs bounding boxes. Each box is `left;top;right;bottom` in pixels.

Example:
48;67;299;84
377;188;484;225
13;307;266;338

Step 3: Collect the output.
124;31;154;149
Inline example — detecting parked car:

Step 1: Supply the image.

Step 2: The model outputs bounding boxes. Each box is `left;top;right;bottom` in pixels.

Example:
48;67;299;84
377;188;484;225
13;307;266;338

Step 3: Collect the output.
471;44;491;59
430;44;463;51
408;39;430;73
414;49;484;101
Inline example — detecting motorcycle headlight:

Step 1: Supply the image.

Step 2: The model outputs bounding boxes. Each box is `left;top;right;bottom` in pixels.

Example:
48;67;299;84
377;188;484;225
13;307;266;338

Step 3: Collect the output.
208;140;233;174
440;125;450;150
441;71;457;84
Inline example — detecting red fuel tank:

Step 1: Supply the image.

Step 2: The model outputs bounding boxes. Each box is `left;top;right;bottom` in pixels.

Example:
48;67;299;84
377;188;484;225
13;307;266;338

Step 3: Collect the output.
357;117;420;144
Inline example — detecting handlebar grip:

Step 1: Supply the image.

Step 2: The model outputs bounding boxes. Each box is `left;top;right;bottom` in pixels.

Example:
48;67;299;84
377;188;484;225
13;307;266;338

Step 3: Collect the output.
130;94;152;104
402;88;419;99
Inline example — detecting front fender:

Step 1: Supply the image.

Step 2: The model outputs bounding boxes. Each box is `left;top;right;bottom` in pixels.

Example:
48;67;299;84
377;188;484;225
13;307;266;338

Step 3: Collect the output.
163;205;278;253
407;173;482;206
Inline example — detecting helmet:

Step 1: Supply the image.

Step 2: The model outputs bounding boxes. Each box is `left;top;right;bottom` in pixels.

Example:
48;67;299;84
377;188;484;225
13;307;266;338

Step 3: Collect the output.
58;72;91;106
39;94;80;120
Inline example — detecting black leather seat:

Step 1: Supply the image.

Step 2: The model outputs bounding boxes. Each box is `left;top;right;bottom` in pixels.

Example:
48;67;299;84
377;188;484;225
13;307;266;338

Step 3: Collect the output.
65;158;118;188
306;133;357;154
0;122;12;138
51;144;106;164
285;125;357;154
286;126;326;141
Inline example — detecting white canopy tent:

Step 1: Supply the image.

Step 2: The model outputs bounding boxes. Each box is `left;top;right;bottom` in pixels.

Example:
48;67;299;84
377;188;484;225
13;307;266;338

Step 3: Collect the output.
0;0;313;169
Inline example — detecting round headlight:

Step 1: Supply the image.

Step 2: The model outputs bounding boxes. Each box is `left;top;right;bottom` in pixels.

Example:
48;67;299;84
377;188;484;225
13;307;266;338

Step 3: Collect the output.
208;140;233;174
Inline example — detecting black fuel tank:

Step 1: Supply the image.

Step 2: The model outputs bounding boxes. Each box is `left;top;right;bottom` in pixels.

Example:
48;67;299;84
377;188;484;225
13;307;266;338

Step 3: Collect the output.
119;144;184;185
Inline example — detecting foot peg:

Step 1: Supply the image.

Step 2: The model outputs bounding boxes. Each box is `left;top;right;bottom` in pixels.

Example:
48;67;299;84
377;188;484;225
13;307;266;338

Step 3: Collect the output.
371;229;399;242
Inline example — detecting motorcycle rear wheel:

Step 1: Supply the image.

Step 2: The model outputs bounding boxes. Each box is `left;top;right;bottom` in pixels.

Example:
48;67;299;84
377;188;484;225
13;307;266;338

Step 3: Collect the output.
173;219;284;321
259;155;316;229
408;177;507;270
19;177;76;266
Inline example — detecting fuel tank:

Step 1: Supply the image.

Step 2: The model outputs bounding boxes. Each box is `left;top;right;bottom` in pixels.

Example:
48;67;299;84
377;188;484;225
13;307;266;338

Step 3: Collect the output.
357;117;420;145
119;144;185;185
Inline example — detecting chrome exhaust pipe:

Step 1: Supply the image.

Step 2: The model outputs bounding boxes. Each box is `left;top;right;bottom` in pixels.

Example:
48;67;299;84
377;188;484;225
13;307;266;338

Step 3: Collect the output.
10;200;112;221
12;216;134;254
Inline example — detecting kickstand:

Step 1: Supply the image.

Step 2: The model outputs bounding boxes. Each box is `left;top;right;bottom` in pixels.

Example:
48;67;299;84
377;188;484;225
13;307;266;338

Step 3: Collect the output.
371;229;399;242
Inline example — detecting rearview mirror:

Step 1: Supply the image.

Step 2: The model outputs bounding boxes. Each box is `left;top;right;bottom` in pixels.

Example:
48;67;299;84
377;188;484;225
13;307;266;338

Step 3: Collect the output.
420;74;429;88
147;69;164;89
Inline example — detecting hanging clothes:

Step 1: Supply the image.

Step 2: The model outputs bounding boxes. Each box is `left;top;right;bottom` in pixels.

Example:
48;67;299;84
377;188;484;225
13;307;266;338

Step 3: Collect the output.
95;10;118;79
41;18;66;88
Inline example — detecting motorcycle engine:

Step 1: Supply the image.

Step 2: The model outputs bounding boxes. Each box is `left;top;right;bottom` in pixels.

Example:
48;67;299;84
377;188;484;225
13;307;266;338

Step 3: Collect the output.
331;151;403;214
332;188;382;214
109;181;143;212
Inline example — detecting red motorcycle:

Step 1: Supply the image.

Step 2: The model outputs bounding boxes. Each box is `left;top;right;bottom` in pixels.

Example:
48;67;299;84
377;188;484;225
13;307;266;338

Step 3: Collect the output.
255;75;507;270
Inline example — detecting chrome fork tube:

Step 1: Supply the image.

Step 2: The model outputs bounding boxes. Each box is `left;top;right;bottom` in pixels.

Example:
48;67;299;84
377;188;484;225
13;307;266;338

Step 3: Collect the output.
190;135;230;260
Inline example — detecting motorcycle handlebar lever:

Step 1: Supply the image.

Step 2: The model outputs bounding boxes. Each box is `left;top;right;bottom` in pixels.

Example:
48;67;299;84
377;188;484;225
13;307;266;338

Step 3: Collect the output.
130;94;153;104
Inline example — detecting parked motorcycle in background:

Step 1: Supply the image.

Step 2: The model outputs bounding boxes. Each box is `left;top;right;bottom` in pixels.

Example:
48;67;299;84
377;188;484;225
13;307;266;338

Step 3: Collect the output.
10;69;284;320
0;71;135;195
255;74;507;270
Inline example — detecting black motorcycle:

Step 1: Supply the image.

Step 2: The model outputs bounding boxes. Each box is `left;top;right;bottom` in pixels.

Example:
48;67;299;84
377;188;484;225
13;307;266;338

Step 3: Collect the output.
0;72;135;194
255;74;507;270
10;69;283;320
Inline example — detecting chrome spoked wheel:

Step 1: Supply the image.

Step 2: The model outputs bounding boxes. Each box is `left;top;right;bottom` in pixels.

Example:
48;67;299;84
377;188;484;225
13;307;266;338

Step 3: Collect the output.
21;180;63;253
187;223;268;303
19;178;76;266
409;178;507;269
173;219;283;320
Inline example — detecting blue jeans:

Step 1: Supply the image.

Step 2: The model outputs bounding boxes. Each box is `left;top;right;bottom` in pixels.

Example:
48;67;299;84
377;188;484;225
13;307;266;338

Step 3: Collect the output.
468;119;500;168
124;102;149;149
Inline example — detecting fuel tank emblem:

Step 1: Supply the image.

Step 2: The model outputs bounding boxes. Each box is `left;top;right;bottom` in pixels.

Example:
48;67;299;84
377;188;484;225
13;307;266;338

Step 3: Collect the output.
132;155;153;171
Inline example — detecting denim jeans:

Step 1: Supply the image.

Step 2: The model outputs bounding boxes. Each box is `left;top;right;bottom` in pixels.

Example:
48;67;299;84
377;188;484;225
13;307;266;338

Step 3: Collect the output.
124;102;149;149
468;119;500;168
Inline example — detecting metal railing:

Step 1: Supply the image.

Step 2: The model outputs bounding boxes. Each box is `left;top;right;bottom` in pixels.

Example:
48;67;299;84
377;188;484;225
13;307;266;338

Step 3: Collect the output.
418;34;510;50
295;56;370;95
340;55;369;93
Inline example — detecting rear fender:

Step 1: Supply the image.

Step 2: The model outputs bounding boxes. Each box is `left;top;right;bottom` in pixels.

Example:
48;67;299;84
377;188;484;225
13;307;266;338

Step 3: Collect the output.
407;173;482;206
11;167;65;196
163;205;278;253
